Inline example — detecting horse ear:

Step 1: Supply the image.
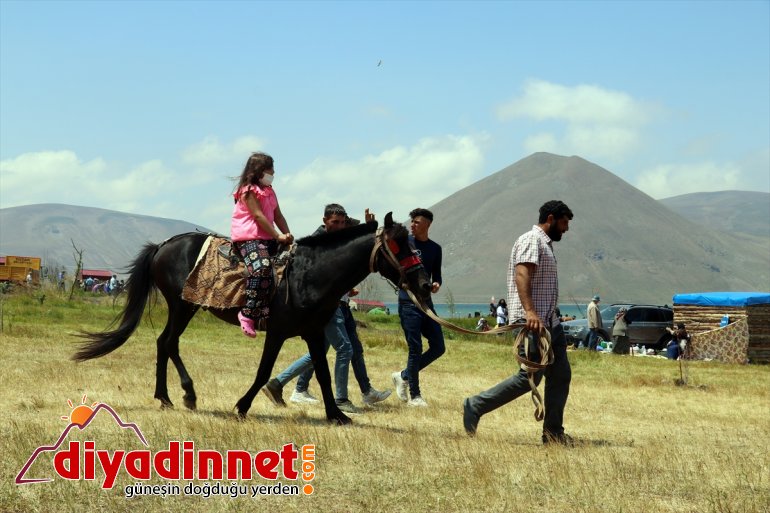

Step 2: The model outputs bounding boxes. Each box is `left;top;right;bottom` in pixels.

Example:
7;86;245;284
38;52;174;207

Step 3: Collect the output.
384;212;393;228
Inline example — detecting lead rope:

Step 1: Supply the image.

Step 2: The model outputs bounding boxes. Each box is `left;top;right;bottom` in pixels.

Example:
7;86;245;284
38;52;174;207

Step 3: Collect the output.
405;289;524;335
405;289;552;420
371;229;554;421
514;327;553;421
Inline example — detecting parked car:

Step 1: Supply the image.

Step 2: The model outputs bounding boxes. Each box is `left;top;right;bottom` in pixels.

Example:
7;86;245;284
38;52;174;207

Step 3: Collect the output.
561;304;673;350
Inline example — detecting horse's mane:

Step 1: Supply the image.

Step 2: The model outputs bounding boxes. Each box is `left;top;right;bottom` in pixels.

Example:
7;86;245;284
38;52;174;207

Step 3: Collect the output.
387;222;409;240
297;221;379;248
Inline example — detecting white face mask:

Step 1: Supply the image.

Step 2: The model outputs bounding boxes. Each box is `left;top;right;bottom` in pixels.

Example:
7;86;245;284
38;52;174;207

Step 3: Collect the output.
259;173;274;187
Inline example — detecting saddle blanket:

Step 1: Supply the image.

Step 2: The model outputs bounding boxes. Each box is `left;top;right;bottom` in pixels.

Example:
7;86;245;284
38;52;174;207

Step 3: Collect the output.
181;236;247;309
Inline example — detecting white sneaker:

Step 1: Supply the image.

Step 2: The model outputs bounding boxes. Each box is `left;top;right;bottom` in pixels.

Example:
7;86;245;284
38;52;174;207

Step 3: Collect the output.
362;387;392;406
407;396;428;407
392;372;409;402
290;389;319;404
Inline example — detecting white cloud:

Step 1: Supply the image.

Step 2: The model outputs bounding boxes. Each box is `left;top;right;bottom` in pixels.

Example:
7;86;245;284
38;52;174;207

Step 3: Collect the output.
103;160;178;214
738;147;770;192
635;162;743;198
181;135;267;166
179;135;270;189
0;133;487;238
498;79;658;162
0;150;174;212
498;80;650;125
521;132;558;154
279;134;486;237
0;151;107;207
0;136;270;229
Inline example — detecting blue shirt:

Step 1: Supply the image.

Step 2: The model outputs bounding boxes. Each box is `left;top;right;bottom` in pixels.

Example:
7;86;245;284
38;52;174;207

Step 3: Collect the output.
399;235;442;302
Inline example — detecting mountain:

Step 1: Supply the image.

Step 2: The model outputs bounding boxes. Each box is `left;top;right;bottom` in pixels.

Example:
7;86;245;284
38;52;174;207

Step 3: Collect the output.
0;204;214;274
424;153;770;304
660;191;770;238
2;155;768;304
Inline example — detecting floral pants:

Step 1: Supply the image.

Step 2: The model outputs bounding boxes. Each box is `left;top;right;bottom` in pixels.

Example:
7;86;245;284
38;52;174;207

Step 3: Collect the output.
234;239;276;321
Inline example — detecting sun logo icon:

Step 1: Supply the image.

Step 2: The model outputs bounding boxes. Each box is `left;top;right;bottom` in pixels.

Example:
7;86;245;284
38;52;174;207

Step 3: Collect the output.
61;394;98;427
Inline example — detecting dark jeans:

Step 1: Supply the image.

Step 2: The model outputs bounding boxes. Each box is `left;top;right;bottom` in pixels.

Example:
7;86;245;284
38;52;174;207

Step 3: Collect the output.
466;324;571;437
341;303;372;394
292;304;373;400
588;328;601;350
398;301;446;398
296;306;352;401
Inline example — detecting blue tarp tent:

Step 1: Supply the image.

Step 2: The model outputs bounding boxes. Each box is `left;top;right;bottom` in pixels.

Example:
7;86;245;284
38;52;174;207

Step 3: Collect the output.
672;292;770;363
673;292;770;307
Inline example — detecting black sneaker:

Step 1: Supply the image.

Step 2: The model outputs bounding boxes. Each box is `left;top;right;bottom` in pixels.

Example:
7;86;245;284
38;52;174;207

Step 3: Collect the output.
262;378;286;407
542;432;575;446
463;398;479;436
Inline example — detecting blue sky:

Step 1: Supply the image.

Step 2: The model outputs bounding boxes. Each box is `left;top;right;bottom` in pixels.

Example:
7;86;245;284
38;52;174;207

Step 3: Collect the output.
1;0;768;237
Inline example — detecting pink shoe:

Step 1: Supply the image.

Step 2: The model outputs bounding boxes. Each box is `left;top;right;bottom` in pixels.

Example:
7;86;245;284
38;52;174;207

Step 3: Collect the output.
238;312;256;338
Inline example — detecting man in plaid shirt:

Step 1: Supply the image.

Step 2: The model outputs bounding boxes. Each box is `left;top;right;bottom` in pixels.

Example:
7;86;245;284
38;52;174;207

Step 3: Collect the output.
463;200;575;445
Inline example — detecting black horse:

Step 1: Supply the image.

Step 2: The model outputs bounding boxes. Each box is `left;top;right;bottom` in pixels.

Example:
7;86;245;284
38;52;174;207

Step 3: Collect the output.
74;213;431;425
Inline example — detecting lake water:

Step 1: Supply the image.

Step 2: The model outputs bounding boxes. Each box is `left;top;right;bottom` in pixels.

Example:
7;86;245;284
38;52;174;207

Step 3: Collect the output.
383;303;587;320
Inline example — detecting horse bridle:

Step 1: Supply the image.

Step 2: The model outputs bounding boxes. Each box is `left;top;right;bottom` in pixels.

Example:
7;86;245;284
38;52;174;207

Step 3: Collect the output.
369;227;424;291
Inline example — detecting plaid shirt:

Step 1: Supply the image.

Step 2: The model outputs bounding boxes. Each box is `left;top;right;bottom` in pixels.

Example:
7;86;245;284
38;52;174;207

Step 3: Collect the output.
507;225;560;327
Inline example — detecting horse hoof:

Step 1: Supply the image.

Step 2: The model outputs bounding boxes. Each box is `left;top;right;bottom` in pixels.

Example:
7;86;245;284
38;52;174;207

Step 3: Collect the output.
159;399;174;410
329;413;352;426
235;399;251;418
184;398;197;411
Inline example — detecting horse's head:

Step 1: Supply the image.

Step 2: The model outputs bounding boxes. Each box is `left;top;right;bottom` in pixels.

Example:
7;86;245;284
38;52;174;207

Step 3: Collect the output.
371;212;432;301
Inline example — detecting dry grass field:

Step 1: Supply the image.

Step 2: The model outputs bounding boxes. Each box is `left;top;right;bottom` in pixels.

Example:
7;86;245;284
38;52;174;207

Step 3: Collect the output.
1;289;768;513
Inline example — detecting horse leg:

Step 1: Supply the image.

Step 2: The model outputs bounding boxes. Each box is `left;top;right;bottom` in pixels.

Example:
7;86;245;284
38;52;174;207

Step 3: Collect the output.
154;325;174;409
166;304;199;410
306;332;350;425
235;331;285;417
154;304;197;410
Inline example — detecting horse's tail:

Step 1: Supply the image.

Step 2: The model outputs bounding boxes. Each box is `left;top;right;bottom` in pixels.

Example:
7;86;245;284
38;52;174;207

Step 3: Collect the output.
73;242;159;361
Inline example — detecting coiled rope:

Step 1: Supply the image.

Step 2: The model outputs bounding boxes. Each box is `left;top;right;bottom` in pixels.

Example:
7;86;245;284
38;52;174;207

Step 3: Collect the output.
514;327;553;421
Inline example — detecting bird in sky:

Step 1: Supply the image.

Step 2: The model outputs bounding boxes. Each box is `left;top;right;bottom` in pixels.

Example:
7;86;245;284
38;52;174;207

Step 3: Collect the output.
377;60;382;67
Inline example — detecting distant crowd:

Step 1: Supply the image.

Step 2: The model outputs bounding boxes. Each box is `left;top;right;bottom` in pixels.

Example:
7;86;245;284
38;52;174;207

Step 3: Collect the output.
79;274;124;295
9;269;121;298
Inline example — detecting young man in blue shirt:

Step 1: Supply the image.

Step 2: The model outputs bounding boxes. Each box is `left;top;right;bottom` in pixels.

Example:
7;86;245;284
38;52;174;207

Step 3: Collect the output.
392;208;445;407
